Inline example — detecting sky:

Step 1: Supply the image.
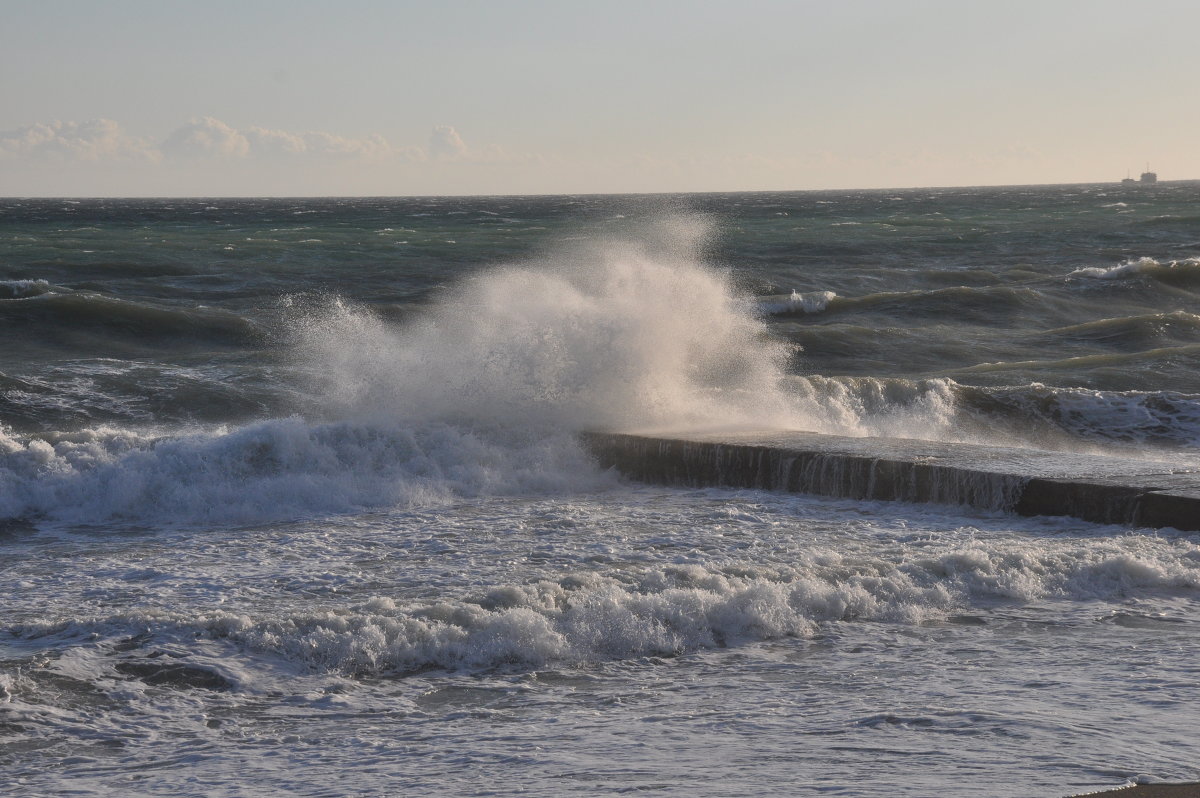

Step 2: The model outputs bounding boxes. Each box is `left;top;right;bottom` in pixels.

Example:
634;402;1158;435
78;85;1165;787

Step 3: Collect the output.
2;0;1198;197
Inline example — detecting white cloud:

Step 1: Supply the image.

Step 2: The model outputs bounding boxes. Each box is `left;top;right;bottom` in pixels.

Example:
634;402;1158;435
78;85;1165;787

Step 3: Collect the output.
0;116;546;195
243;126;307;156
161;117;251;158
158;117;412;162
0;119;157;161
251;129;407;161
1;117;500;171
424;126;538;167
428;125;468;160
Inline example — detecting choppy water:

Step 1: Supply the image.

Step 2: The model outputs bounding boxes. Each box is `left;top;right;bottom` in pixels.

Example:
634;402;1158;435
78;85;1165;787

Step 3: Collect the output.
2;185;1199;796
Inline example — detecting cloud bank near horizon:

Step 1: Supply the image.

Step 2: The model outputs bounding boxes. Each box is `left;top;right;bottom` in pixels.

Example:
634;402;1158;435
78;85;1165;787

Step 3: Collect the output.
0;119;160;163
0;116;552;196
1;117;467;165
0;115;1078;197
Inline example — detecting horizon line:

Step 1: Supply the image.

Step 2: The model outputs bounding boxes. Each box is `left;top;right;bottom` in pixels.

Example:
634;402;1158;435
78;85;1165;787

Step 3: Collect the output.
4;178;1199;202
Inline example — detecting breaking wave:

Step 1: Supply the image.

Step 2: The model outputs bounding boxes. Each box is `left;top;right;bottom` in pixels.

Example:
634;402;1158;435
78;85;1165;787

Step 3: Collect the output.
10;536;1198;678
1070;256;1200;286
0;278;53;299
784;375;1200;452
757;289;838;315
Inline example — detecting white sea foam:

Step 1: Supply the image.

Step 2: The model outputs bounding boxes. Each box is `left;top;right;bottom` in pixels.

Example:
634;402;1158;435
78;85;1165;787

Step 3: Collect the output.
979;383;1200;448
783;375;959;440
756;289;838;315
1069;256;1200;280
0;278;53;298
0;420;610;524
12;534;1198;676
781;375;1200;452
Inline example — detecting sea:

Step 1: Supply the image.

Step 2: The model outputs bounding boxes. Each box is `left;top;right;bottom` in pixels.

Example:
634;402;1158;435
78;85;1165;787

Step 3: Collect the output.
2;184;1199;797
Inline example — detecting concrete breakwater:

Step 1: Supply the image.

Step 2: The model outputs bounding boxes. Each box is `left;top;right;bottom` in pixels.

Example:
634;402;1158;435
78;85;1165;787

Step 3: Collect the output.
580;431;1200;530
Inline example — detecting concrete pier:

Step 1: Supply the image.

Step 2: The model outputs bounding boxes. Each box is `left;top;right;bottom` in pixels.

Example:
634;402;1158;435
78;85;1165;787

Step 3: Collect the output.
580;431;1200;530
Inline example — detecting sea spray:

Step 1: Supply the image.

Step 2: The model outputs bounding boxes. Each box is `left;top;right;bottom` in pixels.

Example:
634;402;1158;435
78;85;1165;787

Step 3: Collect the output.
291;217;799;433
0;218;811;525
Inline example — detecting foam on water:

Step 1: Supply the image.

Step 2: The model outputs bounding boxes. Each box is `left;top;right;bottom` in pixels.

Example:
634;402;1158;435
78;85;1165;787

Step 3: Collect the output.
7;524;1198;677
0;278;53;299
781;374;1200;455
1070;255;1200;282
782;375;959;440
0;420;612;524
967;383;1200;449
182;534;1197;673
4;475;1198;796
757;289;838;315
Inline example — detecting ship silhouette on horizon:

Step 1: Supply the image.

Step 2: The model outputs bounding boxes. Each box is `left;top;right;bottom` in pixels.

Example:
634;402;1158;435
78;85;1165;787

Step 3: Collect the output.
1121;163;1157;186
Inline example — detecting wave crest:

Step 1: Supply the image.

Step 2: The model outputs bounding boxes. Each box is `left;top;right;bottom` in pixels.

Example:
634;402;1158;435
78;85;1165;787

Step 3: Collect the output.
14;538;1198;677
1070;256;1200;285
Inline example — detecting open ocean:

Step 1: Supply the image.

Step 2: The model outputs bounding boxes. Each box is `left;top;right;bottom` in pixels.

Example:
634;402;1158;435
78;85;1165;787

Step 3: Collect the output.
2;185;1199;797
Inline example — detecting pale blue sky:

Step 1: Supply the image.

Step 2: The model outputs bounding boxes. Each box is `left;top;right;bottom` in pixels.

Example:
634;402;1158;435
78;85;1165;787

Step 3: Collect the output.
2;0;1197;196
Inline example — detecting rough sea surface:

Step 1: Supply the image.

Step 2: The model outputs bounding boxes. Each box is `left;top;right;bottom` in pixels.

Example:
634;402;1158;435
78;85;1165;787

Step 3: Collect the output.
2;185;1199;796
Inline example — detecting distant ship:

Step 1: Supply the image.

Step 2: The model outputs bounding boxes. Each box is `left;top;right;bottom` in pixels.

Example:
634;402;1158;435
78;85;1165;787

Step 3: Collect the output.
1121;165;1157;186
